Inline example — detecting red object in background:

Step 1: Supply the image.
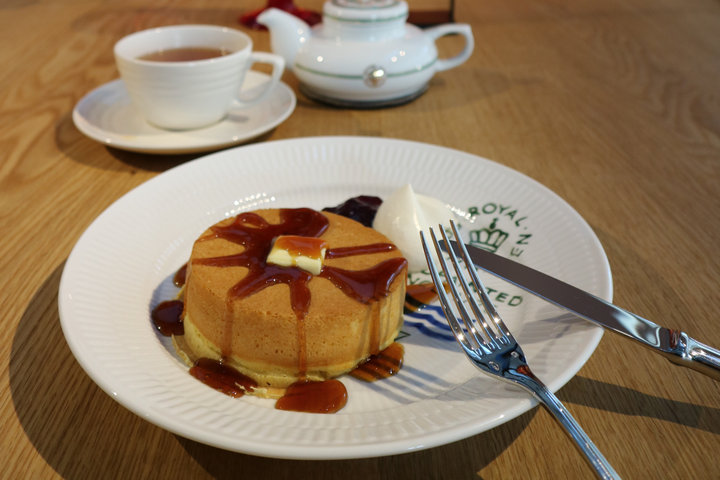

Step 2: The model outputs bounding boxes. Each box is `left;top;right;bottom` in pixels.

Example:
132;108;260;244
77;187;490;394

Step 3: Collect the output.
240;0;321;30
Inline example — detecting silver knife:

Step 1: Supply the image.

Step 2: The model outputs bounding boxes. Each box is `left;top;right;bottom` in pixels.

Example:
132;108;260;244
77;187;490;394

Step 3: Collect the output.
449;240;720;381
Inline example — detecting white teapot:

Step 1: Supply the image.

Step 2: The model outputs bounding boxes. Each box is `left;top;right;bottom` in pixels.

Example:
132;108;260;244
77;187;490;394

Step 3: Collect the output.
257;0;473;107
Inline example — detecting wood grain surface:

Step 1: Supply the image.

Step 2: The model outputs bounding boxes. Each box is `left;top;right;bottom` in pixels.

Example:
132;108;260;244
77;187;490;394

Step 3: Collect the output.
1;0;719;478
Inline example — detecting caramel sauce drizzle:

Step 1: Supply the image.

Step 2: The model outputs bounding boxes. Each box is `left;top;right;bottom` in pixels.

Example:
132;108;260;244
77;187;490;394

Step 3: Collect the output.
350;342;404;382
274;235;328;258
405;283;441;306
325;242;396;258
173;263;188;287
274;379;348;414
189;358;257;398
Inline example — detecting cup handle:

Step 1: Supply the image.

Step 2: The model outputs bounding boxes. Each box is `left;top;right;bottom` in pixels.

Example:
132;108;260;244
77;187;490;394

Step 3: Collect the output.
232;52;286;108
424;24;474;72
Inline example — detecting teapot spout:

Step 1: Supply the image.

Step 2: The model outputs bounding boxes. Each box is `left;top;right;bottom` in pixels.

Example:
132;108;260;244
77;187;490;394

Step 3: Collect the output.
257;8;311;69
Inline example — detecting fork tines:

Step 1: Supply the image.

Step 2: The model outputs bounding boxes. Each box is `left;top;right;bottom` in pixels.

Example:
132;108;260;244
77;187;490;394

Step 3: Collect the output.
420;221;515;353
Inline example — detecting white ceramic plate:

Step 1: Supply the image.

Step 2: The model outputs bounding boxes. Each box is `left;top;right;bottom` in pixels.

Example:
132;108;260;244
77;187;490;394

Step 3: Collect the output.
72;71;296;154
58;137;611;459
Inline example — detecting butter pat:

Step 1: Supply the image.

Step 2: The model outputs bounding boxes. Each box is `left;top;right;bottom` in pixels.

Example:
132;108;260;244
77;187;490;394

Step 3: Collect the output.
267;235;328;275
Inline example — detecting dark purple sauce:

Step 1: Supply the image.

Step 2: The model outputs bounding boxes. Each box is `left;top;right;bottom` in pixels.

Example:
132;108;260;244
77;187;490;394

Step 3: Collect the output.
323;195;382;227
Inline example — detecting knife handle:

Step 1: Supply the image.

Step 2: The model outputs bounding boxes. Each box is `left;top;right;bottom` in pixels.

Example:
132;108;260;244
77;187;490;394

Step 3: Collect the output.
667;332;720;381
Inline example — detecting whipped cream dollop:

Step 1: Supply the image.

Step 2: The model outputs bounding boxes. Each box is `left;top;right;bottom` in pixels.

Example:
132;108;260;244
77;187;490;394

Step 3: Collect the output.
373;184;453;273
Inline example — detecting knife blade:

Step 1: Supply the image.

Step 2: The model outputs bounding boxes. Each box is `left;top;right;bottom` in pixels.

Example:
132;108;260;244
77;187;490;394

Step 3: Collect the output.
449;240;720;381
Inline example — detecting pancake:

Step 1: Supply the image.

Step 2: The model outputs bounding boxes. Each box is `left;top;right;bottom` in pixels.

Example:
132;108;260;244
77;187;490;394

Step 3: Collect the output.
181;207;407;397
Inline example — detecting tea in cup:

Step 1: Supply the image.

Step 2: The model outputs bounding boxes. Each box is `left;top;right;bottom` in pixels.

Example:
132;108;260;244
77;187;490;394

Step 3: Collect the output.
114;25;285;130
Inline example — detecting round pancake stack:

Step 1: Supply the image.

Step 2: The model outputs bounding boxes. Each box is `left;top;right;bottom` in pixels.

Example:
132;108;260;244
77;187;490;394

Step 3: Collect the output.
181;208;407;397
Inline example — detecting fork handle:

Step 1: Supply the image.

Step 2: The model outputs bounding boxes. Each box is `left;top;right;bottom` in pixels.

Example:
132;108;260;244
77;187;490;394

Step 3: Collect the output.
509;366;621;480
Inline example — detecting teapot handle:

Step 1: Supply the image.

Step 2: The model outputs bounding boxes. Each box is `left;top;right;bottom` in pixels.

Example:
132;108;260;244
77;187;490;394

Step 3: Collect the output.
425;23;474;72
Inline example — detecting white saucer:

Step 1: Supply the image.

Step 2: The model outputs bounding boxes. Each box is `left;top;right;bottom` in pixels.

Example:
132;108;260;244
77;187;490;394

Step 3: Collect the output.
72;71;296;154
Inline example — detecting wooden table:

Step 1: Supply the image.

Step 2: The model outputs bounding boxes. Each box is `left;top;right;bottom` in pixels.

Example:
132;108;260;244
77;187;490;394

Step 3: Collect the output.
2;0;719;477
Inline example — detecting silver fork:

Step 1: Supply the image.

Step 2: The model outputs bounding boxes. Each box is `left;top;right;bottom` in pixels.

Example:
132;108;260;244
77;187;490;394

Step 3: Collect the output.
420;222;620;480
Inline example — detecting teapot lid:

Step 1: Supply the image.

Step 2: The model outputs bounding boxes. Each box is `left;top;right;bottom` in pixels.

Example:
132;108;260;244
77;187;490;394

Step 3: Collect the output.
323;0;409;23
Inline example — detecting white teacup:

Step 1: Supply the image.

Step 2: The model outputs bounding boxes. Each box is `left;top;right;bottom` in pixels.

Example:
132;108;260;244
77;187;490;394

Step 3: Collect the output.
114;25;285;130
